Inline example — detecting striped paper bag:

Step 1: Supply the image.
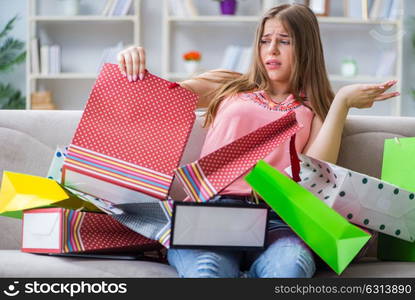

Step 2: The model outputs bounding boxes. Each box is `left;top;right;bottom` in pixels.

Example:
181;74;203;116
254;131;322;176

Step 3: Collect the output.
114;112;301;248
62;63;199;204
174;111;302;202
21;207;161;254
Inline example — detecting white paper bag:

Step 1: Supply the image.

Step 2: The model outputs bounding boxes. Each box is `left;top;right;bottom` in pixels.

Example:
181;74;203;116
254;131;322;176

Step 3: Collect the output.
285;154;415;242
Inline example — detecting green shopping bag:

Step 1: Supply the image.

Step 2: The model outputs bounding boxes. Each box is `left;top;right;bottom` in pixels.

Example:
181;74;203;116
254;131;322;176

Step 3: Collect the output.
378;137;415;261
245;160;371;275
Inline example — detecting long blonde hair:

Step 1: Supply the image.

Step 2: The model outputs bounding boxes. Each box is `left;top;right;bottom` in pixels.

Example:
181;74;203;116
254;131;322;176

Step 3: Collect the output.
203;3;334;127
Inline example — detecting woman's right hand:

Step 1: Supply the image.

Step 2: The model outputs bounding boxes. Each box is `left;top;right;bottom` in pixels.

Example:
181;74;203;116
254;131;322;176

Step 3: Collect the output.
117;46;146;82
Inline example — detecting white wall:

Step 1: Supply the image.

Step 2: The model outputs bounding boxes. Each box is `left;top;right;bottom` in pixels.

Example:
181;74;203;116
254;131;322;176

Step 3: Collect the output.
400;0;415;116
0;0;27;97
0;0;414;113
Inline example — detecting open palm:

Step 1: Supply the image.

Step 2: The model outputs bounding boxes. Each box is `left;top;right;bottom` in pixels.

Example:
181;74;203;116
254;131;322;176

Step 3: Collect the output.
338;80;399;109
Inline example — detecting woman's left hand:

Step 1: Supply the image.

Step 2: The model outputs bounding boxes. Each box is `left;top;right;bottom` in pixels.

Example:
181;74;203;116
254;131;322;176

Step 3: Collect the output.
336;80;400;109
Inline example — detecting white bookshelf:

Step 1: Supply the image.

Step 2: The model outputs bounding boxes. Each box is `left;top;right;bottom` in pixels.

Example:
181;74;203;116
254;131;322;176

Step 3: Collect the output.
167;15;400;25
26;0;141;110
162;0;405;116
29;72;98;79
167;15;260;22
31;15;137;22
329;74;396;83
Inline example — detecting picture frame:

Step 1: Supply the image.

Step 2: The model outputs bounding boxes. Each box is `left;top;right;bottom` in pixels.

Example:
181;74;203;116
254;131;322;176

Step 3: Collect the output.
307;0;330;16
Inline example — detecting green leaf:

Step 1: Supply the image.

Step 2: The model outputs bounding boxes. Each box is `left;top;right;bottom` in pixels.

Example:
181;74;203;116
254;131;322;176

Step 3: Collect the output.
0;15;18;40
0;37;25;57
0;83;25;109
0;51;26;72
0;37;26;72
0;16;26;72
0;83;16;99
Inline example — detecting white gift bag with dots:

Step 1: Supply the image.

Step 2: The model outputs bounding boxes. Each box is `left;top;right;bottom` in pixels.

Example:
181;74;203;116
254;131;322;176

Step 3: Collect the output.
285;154;415;242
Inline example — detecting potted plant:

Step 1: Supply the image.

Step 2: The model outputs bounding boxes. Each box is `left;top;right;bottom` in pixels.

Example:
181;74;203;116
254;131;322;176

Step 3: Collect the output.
213;0;237;16
182;50;201;75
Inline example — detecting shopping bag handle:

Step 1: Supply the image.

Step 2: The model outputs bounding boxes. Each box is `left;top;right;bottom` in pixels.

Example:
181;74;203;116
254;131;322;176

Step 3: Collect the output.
289;134;301;182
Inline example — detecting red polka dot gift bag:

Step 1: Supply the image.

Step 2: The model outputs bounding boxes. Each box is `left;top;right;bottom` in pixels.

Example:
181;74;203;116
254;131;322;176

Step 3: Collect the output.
174;111;302;203
61;63;199;204
21;207;161;255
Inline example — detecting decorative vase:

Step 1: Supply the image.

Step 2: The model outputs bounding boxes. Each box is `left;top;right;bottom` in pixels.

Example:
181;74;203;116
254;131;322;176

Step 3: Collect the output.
184;60;199;74
220;0;237;15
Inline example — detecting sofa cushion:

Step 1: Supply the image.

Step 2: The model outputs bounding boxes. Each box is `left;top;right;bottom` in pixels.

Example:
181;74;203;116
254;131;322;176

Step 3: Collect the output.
0;250;178;278
0;218;21;250
1;250;414;278
338;116;415;178
2;111;415;277
315;257;415;278
0;110;81;179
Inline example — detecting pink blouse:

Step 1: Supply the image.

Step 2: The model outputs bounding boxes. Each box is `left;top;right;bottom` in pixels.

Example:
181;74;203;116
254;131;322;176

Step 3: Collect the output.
199;90;315;196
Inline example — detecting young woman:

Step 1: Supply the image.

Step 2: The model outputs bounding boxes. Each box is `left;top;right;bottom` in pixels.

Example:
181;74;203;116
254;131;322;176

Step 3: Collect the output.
117;4;399;278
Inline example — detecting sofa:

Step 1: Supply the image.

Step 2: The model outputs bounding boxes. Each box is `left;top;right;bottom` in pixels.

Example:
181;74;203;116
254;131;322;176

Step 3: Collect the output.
0;109;415;278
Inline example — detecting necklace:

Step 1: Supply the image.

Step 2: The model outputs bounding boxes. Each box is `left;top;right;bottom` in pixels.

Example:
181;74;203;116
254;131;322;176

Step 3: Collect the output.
241;90;301;112
264;92;291;105
268;97;288;107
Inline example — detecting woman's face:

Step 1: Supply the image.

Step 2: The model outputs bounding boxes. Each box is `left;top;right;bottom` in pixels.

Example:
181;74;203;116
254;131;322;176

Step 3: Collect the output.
260;18;293;83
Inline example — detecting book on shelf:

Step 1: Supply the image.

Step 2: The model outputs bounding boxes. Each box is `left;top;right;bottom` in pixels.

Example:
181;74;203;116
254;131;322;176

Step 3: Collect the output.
368;0;400;20
40;45;49;75
49;45;55;74
220;45;252;74
49;45;61;74
344;0;365;19
39;44;61;75
168;0;198;17
31;38;40;74
381;0;394;19
102;0;132;16
102;0;115;15
387;0;401;20
184;0;198;16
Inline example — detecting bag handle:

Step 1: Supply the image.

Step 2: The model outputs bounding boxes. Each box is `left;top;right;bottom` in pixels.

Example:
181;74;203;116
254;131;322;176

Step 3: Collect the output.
289;134;301;182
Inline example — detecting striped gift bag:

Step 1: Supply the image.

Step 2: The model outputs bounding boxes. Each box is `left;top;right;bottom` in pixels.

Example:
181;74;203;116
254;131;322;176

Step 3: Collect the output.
21;207;161;254
174;111;302;202
112;112;301;248
62;63;199;204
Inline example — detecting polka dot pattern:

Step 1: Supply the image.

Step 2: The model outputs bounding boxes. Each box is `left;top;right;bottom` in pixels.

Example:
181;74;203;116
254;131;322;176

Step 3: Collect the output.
77;211;160;252
291;154;415;243
196;111;301;192
70;63;198;178
47;146;68;183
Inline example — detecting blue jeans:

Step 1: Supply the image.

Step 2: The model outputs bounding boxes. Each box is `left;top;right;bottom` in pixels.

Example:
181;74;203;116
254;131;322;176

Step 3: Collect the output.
167;195;316;278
